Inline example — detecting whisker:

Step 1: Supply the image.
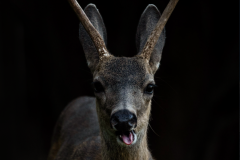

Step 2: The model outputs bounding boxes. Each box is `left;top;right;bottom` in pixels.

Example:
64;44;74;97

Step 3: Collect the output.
148;123;161;137
152;97;166;111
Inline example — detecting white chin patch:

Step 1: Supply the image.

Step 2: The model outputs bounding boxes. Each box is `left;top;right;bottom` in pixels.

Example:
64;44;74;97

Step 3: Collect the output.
87;61;91;67
156;62;160;70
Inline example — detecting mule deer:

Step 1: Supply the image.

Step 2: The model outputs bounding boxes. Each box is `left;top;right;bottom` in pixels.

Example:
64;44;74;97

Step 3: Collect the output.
48;0;178;159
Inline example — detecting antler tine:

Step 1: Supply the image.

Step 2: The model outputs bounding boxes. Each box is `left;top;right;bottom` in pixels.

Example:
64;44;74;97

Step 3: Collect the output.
139;0;179;61
68;0;109;60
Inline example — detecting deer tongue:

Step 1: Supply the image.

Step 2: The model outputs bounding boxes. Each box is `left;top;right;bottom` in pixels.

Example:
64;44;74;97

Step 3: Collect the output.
121;131;134;145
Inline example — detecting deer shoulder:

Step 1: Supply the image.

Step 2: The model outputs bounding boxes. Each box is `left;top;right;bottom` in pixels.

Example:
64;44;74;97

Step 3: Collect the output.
48;97;101;160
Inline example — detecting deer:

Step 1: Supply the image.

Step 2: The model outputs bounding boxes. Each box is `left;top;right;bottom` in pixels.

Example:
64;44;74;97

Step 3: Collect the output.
48;0;178;159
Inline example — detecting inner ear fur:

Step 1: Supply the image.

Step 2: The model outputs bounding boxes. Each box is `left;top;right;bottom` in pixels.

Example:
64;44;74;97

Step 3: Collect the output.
79;4;107;73
136;4;166;74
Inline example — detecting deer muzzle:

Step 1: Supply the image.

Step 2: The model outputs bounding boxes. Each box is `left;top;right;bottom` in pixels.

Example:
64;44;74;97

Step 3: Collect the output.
110;109;137;145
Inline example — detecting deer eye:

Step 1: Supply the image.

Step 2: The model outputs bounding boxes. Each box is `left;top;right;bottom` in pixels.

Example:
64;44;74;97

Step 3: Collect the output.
145;84;156;94
92;81;104;93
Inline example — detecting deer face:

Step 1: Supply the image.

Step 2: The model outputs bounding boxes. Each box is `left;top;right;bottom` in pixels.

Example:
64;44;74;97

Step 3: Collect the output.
78;4;166;146
92;56;154;145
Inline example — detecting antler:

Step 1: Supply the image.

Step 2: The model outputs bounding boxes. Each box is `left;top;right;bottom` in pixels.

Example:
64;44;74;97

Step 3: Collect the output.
68;0;109;60
138;0;179;61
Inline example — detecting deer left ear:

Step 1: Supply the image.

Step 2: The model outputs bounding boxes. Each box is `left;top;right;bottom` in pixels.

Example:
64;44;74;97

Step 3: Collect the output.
136;4;166;74
79;4;107;73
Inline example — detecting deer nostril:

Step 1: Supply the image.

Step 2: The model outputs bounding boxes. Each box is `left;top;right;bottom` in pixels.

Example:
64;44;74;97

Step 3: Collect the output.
111;118;118;128
128;115;137;128
128;121;137;128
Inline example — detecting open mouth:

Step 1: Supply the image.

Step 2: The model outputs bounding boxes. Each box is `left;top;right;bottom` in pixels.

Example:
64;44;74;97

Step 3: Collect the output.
116;130;136;145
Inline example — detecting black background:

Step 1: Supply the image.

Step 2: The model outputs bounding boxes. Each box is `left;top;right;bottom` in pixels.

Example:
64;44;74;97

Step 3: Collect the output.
1;0;238;160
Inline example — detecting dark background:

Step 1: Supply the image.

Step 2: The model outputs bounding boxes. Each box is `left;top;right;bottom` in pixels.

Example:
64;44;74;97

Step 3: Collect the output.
1;0;238;160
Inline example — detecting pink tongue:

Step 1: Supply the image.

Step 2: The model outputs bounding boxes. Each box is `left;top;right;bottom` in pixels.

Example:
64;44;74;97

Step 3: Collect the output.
122;132;133;145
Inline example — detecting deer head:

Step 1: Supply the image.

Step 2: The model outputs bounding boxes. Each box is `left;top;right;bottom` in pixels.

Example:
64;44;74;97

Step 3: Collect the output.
68;0;178;150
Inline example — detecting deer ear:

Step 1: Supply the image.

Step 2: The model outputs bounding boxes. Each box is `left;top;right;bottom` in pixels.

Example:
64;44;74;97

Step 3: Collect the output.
79;4;107;73
136;4;166;74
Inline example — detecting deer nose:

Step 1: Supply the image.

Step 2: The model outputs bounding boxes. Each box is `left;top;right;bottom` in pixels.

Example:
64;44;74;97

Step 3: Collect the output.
110;109;137;131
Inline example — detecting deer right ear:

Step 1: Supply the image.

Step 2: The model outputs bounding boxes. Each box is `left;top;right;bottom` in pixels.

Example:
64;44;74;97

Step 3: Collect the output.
136;4;166;74
79;4;107;73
